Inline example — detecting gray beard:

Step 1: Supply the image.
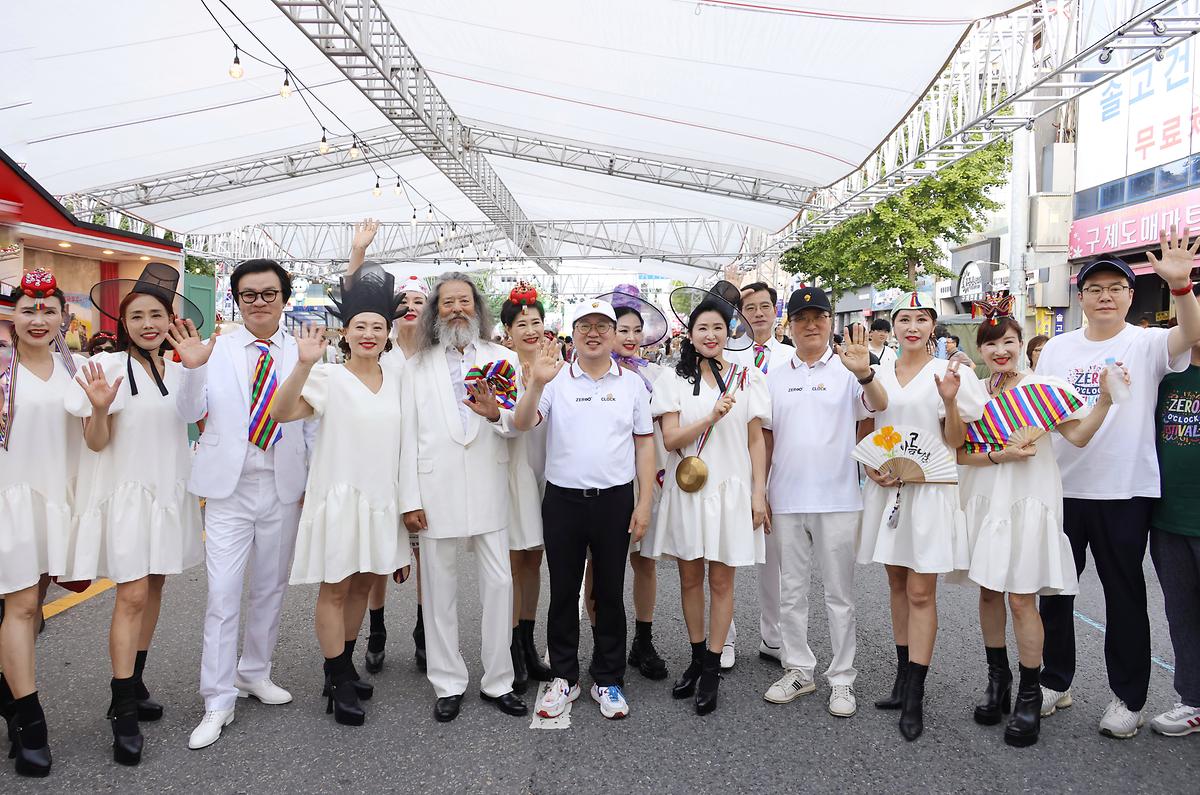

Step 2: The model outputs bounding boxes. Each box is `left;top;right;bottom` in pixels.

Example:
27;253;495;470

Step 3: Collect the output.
435;314;480;350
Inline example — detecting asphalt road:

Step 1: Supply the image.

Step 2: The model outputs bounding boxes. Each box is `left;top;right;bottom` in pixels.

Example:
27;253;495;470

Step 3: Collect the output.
5;548;1194;794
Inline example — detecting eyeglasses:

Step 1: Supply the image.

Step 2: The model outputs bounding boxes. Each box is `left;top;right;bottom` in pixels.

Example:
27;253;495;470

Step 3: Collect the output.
574;321;614;335
237;289;281;304
1080;284;1130;298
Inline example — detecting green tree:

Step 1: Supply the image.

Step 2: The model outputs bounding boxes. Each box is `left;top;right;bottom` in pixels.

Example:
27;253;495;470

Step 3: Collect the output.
782;139;1011;302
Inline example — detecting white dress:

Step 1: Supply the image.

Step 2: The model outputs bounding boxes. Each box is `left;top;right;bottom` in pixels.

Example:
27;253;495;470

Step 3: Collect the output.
0;354;83;593
650;365;770;567
626;361;667;555
63;352;204;583
858;358;986;574
290;363;411;584
959;375;1083;595
507;360;547;551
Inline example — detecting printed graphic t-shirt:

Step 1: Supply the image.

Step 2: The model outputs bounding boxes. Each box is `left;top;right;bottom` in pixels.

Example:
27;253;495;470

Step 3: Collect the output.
1153;364;1200;536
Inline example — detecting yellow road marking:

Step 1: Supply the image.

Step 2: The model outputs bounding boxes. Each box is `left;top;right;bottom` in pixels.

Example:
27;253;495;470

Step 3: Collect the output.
42;579;114;619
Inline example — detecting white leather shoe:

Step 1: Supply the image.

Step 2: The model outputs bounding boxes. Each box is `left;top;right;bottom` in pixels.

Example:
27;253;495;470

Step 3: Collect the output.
235;676;292;705
719;640;736;670
188;708;235;750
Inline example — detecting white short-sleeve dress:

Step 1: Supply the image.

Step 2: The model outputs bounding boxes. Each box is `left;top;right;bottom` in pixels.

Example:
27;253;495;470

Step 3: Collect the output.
507;360;548;551
959;375;1084;595
63;352;204;583
625;360;668;555
289;363;411;584
858;358;987;574
0;353;84;594
649;364;770;567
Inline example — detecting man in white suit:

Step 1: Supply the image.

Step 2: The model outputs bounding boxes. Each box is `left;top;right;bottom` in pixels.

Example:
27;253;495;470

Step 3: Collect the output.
171;259;316;749
400;273;529;722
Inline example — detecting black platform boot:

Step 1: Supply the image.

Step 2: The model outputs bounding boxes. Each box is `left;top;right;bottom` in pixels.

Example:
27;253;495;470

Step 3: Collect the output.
109;677;144;766
672;641;706;700
323;641;373;701
0;673;14;758
898;661;929;741
1004;664;1043;748
694;649;722;715
974;646;1012;725
511;626;529;695
324;655;366;726
365;607;387;674
628;621;669;681
103;650;162;723
874;644;908;710
519;619;553;682
11;692;51;777
413;606;427;672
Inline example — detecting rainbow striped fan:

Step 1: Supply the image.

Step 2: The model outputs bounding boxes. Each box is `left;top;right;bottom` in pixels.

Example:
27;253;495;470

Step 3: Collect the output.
465;360;518;410
851;425;958;484
963;381;1083;453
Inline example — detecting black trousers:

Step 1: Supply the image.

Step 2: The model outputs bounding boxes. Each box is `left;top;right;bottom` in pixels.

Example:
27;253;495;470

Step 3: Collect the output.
1039;497;1152;710
542;481;634;688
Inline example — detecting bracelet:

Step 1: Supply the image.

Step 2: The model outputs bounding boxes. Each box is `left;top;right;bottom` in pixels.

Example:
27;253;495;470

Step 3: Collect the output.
1170;283;1194;297
856;370;875;385
986;451;998;465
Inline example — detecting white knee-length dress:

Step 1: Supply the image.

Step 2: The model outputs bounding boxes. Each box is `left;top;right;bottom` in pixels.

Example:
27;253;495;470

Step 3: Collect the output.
507;361;547;551
624;360;668;555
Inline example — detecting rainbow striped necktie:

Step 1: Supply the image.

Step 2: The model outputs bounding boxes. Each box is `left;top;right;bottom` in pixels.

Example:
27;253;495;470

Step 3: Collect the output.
248;339;283;451
753;344;768;373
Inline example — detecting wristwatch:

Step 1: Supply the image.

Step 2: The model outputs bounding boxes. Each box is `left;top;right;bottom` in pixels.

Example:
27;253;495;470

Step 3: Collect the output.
856;370;875;385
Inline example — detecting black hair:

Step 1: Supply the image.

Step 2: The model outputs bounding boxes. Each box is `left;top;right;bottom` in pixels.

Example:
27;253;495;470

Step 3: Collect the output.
948;335;960;346
614;305;644;325
976;317;1023;348
231;258;293;303
500;299;545;328
870;318;891;333
1025;334;1049;363
740;281;778;305
933;323;949;339
8;284;66;310
675;299;734;385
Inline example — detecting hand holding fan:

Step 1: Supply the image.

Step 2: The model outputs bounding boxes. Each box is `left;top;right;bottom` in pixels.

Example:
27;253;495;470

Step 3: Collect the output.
852;425;957;484
465;360;518;410
963;382;1083;453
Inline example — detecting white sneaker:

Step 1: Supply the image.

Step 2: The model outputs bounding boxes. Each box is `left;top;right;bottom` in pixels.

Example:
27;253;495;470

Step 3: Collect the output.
235;676;292;705
1099;697;1145;739
536;678;580;719
1040;685;1072;717
1150;703;1200;737
590;684;629;719
188;708;235;750
720;640;735;671
828;684;857;717
758;641;782;664
764;669;816;704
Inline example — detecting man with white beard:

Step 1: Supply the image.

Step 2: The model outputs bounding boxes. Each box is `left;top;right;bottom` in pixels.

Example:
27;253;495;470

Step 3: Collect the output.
399;273;528;722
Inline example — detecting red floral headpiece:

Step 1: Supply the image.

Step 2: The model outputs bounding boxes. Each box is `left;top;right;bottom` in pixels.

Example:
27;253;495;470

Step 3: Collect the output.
971;293;1015;326
508;281;538;306
20;268;57;299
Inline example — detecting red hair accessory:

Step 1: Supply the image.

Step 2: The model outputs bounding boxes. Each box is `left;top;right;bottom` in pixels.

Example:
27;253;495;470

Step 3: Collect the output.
971;293;1015;325
21;268;57;299
508;281;538;306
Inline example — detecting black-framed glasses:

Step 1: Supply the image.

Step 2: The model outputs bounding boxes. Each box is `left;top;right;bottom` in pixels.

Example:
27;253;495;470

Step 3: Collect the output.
237;289;281;304
1080;284;1130;298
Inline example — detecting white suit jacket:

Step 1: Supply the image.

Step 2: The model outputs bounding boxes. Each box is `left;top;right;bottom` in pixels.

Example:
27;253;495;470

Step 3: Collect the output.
398;340;519;539
176;325;316;502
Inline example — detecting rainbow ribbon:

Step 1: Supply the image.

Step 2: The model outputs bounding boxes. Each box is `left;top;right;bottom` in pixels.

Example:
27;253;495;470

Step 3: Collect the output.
964;382;1083;453
693;364;747;456
465;360;518;410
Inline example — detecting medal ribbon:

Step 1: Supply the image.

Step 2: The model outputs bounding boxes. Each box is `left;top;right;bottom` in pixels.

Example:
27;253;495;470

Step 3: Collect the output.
692;363;745;457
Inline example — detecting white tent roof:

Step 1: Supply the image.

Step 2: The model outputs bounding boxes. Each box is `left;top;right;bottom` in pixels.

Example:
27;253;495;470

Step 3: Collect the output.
4;0;1022;272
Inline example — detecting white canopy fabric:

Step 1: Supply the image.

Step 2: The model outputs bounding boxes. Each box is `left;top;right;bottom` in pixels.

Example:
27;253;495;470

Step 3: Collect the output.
4;0;1023;271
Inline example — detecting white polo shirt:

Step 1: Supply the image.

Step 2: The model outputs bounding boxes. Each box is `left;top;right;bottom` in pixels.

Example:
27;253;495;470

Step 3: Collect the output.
538;358;653;489
727;335;794;374
765;348;874;514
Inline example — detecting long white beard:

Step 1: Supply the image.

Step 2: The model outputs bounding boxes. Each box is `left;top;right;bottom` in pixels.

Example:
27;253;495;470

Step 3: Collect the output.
435;314;480;350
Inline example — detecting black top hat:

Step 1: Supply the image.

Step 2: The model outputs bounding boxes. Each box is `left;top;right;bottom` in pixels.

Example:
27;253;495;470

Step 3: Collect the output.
90;262;205;331
327;263;403;325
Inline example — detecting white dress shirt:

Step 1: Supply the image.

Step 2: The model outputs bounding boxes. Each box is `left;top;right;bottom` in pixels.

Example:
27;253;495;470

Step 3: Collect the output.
445;341;479;435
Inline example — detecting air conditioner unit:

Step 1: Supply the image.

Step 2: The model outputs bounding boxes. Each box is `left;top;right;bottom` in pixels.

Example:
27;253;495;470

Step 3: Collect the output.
1030;193;1072;251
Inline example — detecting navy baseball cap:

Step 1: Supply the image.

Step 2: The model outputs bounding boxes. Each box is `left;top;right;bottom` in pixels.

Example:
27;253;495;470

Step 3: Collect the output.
1077;256;1136;289
787;286;832;317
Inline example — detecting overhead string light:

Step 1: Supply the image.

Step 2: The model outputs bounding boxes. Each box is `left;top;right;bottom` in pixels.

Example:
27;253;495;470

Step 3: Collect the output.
349;135;361;159
280;69;293;98
228;45;244;79
319;127;330;155
394;178;403;197
372;178;382;198
410;208;418;229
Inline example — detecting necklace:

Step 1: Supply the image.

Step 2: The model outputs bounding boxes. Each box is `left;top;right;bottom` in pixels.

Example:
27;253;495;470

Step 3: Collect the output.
988;370;1017;397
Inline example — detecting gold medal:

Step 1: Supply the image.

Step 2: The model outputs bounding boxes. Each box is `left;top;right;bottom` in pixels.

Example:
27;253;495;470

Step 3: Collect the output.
675;455;709;493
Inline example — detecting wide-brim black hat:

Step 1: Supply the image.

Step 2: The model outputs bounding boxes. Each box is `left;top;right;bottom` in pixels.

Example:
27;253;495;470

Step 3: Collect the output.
594;284;669;347
90;262;205;331
668;283;753;352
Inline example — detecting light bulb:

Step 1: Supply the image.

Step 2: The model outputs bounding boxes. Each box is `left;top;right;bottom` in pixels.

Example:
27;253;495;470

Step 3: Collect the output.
410;209;417;229
280;71;292;98
372;179;382;198
349;143;361;159
229;47;244;79
426;206;433;222
394;180;402;196
318;129;330;155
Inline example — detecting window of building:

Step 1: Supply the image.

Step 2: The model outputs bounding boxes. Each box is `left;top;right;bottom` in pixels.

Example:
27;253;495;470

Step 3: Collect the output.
1127;169;1156;201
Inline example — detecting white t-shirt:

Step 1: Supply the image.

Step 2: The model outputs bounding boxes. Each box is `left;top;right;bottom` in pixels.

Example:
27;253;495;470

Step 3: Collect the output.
870;344;897;370
764;348;874;514
1035;324;1189;499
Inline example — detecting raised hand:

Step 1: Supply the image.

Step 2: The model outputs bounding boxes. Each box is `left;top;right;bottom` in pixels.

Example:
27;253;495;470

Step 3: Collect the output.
834;323;872;378
166;318;219;369
464;378;501;421
933;360;962;402
1147;224;1200;290
76;360;124;411
709;392;736;424
294;324;328;365
351;218;380;253
529;338;564;386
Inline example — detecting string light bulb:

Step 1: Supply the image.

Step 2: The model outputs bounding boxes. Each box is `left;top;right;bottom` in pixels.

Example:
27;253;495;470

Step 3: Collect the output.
229;46;244;79
410;208;417;229
372;179;382;198
394;179;402;197
318;128;330;155
348;137;361;159
426;205;433;222
280;70;293;98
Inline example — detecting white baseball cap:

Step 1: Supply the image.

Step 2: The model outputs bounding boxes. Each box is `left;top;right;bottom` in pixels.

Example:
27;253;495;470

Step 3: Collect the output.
571;299;617;327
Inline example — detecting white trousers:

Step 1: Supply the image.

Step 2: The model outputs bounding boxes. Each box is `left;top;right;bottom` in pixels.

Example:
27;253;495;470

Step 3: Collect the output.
419;529;515;699
759;526;782;649
774;511;859;685
199;468;301;711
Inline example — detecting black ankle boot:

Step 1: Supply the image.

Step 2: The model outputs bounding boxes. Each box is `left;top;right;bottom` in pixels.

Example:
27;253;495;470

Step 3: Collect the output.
413;607;427;672
132;650;164;722
324;656;366;727
628;622;669;681
519;619;553;682
1004;664;1043;748
365;607;387;674
899;662;929;741
973;646;1013;726
511;626;529;695
874;644;909;710
11;692;50;778
0;674;14;756
694;650;722;715
109;677;143;766
672;641;706;699
322;646;374;702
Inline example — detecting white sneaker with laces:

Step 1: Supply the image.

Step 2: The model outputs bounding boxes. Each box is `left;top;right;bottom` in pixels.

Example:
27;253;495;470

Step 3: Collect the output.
1150;703;1200;737
590;684;629;719
188;708;235;750
828;684;857;717
720;641;735;671
235;676;292;705
764;669;816;704
536;678;580;719
1099;697;1145;739
1040;685;1072;717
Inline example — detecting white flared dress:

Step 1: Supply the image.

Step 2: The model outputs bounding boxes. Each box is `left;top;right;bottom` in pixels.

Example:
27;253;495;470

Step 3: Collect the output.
858;358;986;574
289;363;411;584
959;375;1083;595
624;360;668;555
0;353;84;594
507;360;548;551
649;365;769;567
63;352;204;583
